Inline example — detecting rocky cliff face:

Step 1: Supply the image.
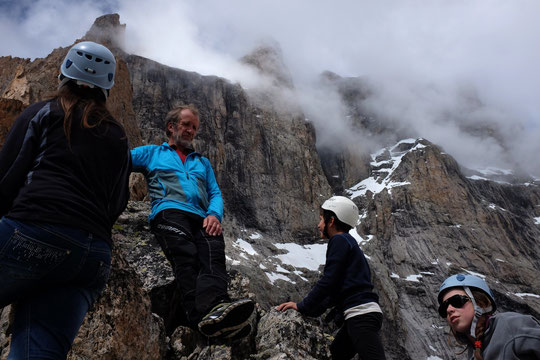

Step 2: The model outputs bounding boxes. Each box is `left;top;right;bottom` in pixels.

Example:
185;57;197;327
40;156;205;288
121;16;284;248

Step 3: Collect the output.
346;138;540;358
1;14;539;360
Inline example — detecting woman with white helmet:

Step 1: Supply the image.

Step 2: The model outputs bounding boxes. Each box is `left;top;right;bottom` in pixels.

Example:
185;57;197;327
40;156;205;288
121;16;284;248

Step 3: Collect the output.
277;196;386;359
438;274;540;359
0;41;130;358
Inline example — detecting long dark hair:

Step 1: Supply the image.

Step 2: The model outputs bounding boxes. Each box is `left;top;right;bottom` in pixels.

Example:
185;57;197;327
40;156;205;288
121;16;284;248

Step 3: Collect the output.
55;80;117;144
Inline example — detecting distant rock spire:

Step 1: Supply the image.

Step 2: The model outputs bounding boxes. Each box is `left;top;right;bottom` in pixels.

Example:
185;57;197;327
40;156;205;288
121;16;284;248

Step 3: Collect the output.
240;40;294;89
82;13;126;51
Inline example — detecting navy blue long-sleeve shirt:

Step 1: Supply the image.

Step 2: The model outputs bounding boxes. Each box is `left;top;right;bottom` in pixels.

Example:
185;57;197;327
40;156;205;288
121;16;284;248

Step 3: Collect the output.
0;99;131;243
297;233;379;316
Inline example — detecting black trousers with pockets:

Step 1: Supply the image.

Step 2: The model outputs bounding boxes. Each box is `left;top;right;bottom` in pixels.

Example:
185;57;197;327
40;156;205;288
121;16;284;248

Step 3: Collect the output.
151;209;229;328
330;312;386;360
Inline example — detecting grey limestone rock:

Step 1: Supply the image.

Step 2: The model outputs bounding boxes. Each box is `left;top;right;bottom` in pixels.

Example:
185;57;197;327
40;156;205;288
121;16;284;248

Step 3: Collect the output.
254;309;332;360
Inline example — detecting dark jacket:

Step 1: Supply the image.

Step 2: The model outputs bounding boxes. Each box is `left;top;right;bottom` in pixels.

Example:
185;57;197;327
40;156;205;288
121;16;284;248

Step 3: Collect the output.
0;99;131;243
297;233;379;317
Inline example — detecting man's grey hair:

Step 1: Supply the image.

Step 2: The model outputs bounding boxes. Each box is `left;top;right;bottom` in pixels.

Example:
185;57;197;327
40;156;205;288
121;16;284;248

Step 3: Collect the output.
165;105;199;137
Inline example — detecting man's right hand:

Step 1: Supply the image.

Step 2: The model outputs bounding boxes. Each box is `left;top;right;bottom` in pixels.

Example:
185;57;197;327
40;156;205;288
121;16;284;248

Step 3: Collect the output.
203;215;222;236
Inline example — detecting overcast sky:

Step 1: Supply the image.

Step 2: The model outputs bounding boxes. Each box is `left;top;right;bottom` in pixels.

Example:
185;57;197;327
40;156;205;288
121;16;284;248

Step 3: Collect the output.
1;0;539;176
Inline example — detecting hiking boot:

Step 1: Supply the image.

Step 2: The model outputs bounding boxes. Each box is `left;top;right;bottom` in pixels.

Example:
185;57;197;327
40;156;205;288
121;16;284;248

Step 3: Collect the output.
198;299;255;337
222;322;252;340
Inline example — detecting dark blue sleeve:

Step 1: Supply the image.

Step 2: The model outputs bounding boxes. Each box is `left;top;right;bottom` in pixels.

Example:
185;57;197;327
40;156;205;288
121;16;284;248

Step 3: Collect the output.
0;101;48;217
297;235;350;316
109;147;132;225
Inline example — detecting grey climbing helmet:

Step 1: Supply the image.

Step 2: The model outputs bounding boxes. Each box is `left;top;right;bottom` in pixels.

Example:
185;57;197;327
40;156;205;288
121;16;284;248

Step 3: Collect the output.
438;274;496;309
60;41;116;90
438;274;496;338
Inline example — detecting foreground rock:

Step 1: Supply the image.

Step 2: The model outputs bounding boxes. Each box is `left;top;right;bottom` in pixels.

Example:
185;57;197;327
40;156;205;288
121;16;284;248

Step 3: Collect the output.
69;245;167;359
255;310;332;360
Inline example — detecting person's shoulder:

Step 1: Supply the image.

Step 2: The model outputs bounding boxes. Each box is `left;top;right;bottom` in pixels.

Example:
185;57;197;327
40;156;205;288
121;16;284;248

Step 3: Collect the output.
132;144;164;152
494;312;534;320
329;233;354;249
332;233;358;246
491;312;540;330
19;99;57;119
103;117;128;137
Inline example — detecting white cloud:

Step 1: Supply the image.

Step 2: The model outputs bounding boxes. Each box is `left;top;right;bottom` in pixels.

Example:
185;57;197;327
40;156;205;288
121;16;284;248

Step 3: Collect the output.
2;0;540;175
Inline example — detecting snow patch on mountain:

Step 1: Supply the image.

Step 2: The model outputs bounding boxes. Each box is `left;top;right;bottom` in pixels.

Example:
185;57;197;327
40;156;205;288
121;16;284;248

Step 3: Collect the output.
233;238;258;256
347;139;420;199
274;242;327;271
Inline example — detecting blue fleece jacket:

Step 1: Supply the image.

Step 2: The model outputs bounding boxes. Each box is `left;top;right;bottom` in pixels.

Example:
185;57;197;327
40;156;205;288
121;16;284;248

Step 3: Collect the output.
131;143;223;222
297;233;379;316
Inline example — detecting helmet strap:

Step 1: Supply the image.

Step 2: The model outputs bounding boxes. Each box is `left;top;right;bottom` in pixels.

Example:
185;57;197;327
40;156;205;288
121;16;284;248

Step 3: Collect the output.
58;75;70;89
464;286;493;339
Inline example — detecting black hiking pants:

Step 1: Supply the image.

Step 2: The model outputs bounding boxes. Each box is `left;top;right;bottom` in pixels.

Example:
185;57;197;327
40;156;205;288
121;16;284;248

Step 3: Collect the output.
330;312;386;360
151;209;229;328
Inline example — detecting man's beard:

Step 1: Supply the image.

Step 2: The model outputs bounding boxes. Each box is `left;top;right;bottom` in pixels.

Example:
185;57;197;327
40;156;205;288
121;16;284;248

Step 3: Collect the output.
174;135;193;149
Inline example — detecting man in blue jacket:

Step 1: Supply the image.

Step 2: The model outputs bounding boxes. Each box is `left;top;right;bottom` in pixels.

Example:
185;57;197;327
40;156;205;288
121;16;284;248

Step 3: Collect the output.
131;105;253;338
277;196;386;359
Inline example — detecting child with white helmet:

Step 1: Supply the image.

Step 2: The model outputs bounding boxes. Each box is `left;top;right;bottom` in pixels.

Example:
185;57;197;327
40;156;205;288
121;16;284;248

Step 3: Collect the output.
438;274;540;359
277;196;386;359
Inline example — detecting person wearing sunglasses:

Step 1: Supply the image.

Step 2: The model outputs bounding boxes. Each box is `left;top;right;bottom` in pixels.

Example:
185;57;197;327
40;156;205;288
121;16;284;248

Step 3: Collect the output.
438;274;540;360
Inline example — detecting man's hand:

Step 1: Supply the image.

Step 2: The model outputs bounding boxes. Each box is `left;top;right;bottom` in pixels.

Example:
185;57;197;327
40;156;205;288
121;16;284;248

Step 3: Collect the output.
203;215;222;236
276;302;298;312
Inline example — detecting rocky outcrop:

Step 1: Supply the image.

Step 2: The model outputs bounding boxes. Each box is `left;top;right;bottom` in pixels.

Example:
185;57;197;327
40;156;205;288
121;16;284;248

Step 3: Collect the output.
0;307;10;359
240;41;295;89
315;71;399;193
68;244;167;360
0;57;30;96
82;13;126;52
0;98;24;149
254;310;332;360
0;14;142;148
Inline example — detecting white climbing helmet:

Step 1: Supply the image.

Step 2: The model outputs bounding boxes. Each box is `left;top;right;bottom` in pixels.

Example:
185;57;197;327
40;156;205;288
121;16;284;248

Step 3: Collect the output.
321;196;359;228
60;41;116;90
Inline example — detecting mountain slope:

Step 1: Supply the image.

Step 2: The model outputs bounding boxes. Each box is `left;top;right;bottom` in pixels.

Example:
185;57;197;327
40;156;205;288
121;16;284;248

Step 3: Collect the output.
1;14;538;360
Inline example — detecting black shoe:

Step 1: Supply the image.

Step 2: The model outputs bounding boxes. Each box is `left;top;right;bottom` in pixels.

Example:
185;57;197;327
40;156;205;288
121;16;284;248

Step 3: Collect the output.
223;322;252;340
198;299;255;337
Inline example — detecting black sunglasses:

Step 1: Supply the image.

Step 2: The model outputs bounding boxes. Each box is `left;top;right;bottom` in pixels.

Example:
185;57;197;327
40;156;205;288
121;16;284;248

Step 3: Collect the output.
438;294;470;318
